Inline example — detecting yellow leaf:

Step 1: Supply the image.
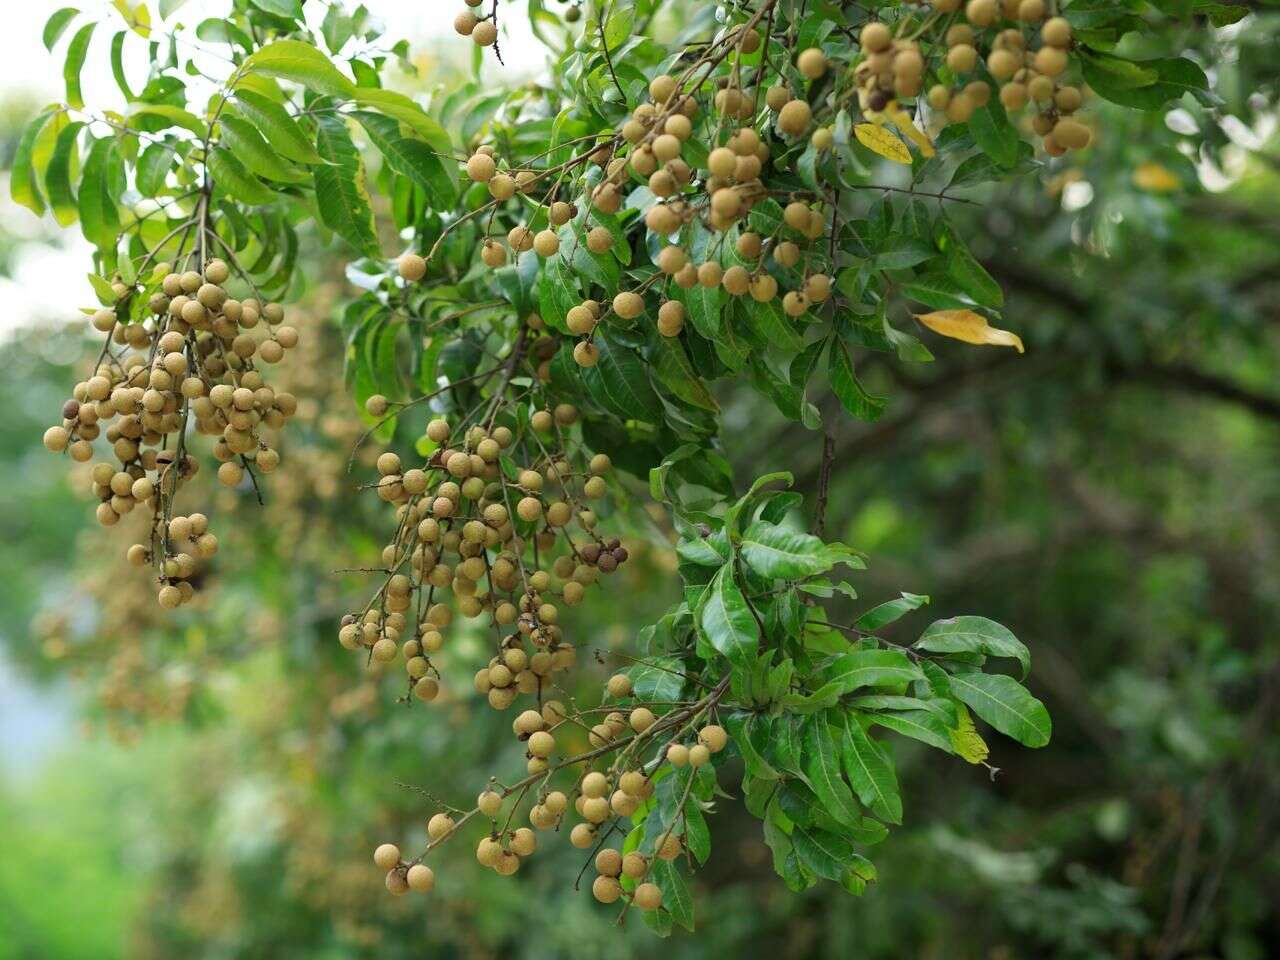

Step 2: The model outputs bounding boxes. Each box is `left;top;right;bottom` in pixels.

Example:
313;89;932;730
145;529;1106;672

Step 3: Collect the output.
915;309;1025;353
854;123;912;165
1133;162;1180;193
949;706;990;765
885;106;935;158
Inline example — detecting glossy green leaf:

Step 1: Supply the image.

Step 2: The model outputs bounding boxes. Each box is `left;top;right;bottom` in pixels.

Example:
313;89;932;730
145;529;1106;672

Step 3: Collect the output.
822;649;923;694
351;110;456;204
697;565;758;668
236;39;356;98
77;137;120;251
208;147;274;205
234;90;322;165
829;341;886;421
45;120;85;227
840;712;902;824
312;114;380;256
63;22;96;109
218;115;308;184
740;521;839;580
916;616;1031;678
43;8;80;51
801;714;862;828
11;111;55;215
948;671;1051;748
855;592;930;632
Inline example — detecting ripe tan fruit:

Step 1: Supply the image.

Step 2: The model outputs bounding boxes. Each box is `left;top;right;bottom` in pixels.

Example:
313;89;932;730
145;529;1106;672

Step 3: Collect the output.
622;851;648;878
1053;118;1092;150
613;291;645;319
861;21;892;53
634;882;663;910
947;44;978;73
667;743;690;766
965;0;997;26
629;706;656;731
406;864;435;892
533;229;560;257
1034;45;1068;77
777;99;812;136
476;837;503;866
466;152;496;182
1041;16;1072;47
427;813;455;840
574;341;600;367
766;85;791;112
454;10;478;35
699;724;728;752
593;875;623;903
385;869;409;896
374;843;401;870
586;226;613;253
595;847;623;876
797;47;827;79
606;673;633;697
722;265;751;296
657;300;684;337
688;743;711;767
649;74;676;103
478;790;503;817
472;19;497;45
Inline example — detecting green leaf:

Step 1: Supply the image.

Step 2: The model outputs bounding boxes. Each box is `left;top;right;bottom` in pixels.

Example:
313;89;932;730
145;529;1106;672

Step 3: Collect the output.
77;137;120;251
822;650;923;694
740;521;841;580
672;283;722;339
855;592;929;632
248;0;303;17
938;219;1002;309
916;616;1031;678
801;714;862;828
947;704;990;763
840;712;902;824
948;672;1051;748
43;8;80;51
208;146;275;205
11;111;55;215
313;114;380;257
350;88;455;158
742;297;804;354
625;657;685;702
697;565;758;668
136;141;177;196
874;237;936;271
579;333;664;423
125;103;206;137
236;39;356;98
648;859;694;932
651;335;718;412
351;110;456;204
868;709;955;754
901;272;977;310
234;90;323;164
792;823;853;881
1081;51;1212;110
45;120;85;227
829;341;886;421
217;115;307;183
63;22;96;110
967;98;1020;169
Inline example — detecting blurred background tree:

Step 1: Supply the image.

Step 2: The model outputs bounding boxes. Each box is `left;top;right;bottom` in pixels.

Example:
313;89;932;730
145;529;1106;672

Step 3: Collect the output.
1;3;1278;959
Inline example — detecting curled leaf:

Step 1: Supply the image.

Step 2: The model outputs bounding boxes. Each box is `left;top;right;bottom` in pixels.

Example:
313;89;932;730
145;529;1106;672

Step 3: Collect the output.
884;106;935;158
914;309;1024;353
854;123;911;165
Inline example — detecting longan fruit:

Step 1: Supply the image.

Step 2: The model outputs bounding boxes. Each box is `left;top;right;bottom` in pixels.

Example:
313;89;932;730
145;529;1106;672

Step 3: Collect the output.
613;290;645;319
633;882;663;910
593;875;623;903
476;837;503;866
570;823;596;848
385;869;409;896
533;229;560;257
622;851;648;878
478;790;503;817
629;707;656;732
667;743;690;766
586;226;613;253
406;864;435;892
697;261;723;287
581;771;609;798
1034;45;1068;77
722;265;751;296
573;341;599;367
947;44;978;73
812;126;834;151
699;724;728;752
374;843;401;870
595;847;623;876
861;22;892;53
454;10;478;35
427;813;455;840
527;730;555;758
965;0;997;26
472;20;497;45
777;99;812;136
688;743;711;767
649;74;676;103
1052;118;1091;150
1041;16;1072;47
765;85;791;111
466;152;496;182
606;673;633;698
797;47;827;79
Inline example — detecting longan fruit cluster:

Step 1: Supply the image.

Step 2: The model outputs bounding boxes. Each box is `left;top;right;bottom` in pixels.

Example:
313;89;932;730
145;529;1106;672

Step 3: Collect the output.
452;0;497;47
853;25;925;113
43;256;300;608
924;8;1090;154
341;406;627;706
